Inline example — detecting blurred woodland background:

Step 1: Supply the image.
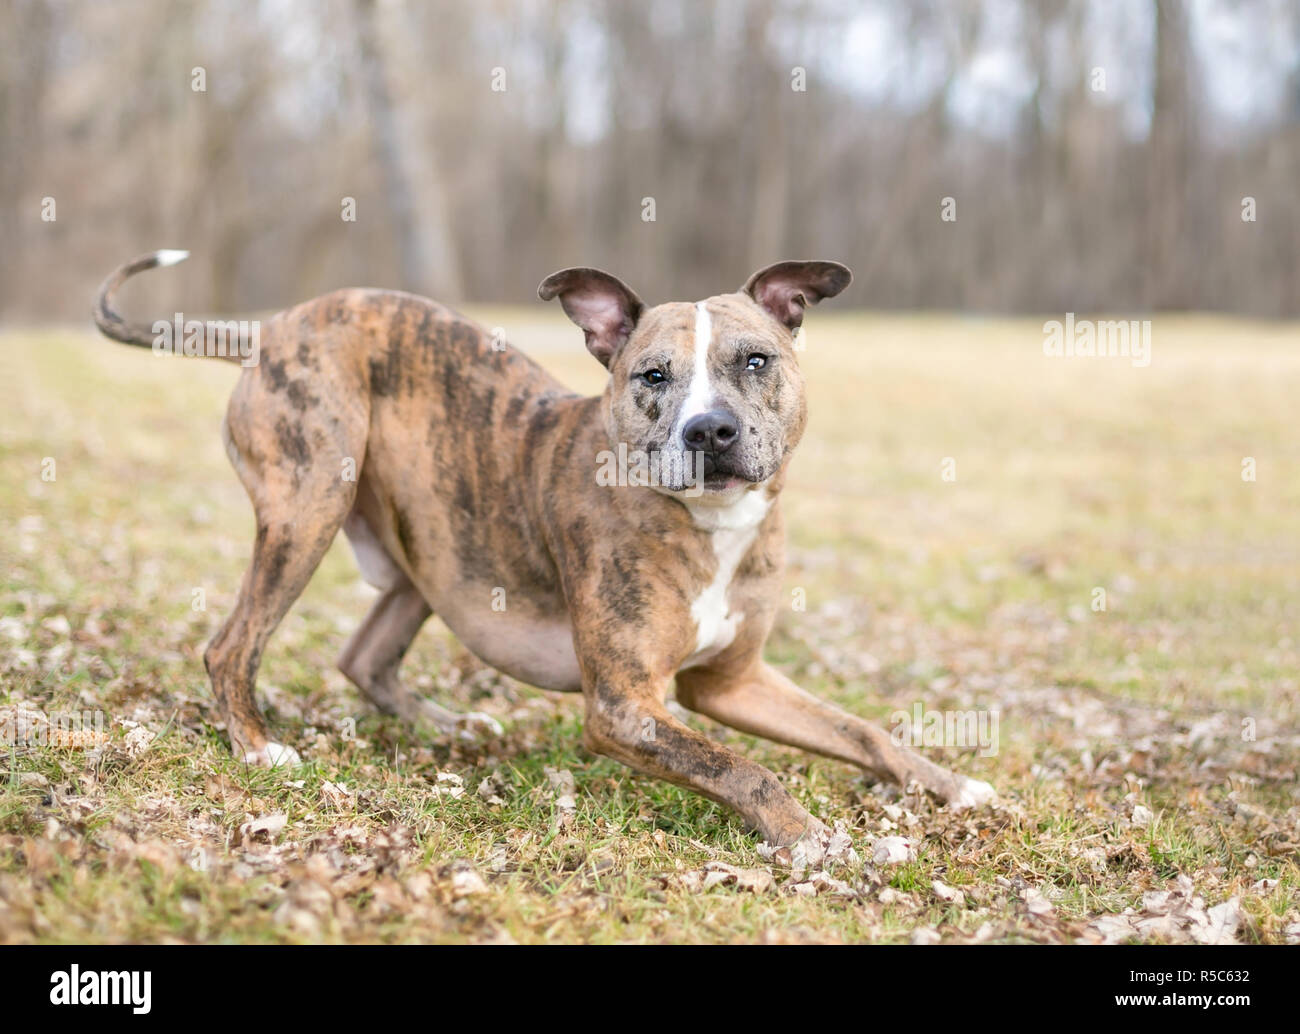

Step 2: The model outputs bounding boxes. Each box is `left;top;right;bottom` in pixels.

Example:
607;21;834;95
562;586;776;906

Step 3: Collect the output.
1;0;1298;320
3;1;1300;947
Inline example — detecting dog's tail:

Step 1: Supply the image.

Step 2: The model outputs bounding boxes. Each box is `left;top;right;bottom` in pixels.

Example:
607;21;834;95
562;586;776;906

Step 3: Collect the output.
94;250;257;364
93;249;195;349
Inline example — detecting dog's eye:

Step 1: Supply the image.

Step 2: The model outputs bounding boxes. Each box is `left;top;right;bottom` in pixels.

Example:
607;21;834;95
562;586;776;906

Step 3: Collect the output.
641;369;666;385
745;354;768;371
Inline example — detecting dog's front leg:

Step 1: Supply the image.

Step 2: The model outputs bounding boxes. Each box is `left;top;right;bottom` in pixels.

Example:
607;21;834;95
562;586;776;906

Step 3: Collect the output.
676;661;998;810
581;678;823;848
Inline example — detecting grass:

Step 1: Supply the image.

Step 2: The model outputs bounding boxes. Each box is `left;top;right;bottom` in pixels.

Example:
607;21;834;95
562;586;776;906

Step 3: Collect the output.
0;308;1297;943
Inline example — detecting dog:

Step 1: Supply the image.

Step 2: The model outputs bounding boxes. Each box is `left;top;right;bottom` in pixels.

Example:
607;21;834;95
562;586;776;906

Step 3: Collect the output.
94;252;996;852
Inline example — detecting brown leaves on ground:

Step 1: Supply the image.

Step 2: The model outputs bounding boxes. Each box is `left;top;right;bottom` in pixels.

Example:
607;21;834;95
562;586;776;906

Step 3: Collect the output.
1080;876;1245;945
2;422;1297;943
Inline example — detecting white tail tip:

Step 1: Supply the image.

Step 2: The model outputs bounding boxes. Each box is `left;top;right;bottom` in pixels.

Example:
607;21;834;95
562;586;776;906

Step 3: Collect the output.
155;249;190;267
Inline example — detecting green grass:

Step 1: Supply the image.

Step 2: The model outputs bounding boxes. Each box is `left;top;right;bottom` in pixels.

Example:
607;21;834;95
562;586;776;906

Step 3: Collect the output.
0;310;1297;943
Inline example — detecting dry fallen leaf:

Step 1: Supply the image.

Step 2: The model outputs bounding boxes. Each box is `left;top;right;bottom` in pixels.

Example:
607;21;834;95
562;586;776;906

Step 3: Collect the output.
699;861;775;894
240;813;287;842
477;769;509;805
432;772;466;799
122;725;154;758
932;879;966;907
1080;875;1245;945
320;780;353;810
449;865;489;899
1021;887;1055;918
545;767;577;832
802;870;856;897
877;886;911;906
872;836;916;866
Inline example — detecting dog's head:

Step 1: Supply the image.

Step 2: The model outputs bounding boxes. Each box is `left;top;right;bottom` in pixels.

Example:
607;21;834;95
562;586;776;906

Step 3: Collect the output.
539;260;851;502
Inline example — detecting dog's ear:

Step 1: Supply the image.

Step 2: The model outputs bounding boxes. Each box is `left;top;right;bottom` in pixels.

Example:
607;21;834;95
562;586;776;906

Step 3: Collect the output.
538;267;645;368
742;260;852;332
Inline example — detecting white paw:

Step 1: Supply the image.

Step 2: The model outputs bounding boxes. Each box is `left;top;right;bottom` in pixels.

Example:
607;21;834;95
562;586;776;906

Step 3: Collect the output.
458;711;504;740
949;777;998;810
242;742;303;768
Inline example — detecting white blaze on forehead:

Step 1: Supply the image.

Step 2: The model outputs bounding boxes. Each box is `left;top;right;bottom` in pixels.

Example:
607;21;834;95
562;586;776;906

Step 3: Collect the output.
673;301;715;440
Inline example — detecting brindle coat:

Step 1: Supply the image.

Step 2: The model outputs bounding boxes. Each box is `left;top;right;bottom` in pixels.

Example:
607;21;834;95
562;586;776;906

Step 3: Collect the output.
94;253;995;851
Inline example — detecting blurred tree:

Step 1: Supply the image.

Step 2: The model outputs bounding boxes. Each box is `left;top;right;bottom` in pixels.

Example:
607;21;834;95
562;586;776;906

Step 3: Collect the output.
0;0;1294;319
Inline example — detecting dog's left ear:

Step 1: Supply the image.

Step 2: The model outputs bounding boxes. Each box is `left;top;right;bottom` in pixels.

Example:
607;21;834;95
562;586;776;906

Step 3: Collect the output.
743;260;852;332
538;267;645;368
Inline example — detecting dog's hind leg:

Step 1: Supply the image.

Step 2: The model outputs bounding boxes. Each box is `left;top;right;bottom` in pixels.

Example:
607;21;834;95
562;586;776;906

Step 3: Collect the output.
204;380;366;766
205;509;355;765
337;517;503;739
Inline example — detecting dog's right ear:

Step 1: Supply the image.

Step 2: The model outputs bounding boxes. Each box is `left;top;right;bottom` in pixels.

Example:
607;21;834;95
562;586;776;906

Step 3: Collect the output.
538;267;644;368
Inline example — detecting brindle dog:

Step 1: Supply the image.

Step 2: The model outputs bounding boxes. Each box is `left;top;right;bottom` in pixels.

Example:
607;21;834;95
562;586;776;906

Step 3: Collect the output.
95;252;996;854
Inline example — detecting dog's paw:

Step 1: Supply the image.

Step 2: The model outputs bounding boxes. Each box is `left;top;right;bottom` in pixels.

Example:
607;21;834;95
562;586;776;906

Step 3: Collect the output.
241;742;303;768
458;710;505;740
788;820;830;871
946;777;998;811
758;819;859;873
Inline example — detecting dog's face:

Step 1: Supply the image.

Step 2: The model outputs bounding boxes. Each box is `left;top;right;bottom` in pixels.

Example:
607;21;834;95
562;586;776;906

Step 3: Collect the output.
539;261;851;500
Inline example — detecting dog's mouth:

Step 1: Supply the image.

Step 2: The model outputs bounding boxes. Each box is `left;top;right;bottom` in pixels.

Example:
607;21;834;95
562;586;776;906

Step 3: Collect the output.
692;453;761;492
629;442;767;495
700;469;745;491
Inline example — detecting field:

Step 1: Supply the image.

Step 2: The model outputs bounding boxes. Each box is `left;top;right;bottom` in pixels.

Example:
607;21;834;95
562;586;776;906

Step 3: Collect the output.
1;310;1297;943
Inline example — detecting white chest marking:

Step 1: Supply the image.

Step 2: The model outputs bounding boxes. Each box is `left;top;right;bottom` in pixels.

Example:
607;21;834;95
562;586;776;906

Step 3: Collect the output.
673;302;715;441
682;491;770;667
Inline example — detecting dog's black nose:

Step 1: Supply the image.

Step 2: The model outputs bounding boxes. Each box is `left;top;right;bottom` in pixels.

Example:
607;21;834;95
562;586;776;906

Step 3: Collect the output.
682;409;739;453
